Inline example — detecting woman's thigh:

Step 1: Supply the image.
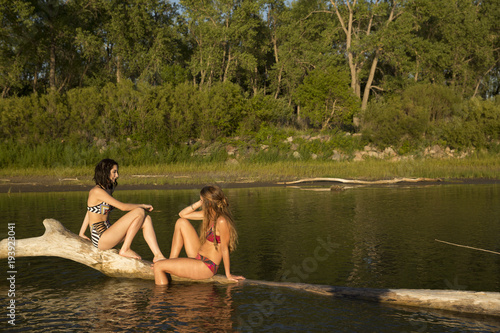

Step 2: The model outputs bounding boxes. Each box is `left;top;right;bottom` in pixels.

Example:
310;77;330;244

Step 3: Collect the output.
98;209;144;249
155;257;214;280
174;219;201;257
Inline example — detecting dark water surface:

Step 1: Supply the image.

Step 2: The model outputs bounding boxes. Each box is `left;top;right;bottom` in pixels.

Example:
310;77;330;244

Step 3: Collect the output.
1;184;499;332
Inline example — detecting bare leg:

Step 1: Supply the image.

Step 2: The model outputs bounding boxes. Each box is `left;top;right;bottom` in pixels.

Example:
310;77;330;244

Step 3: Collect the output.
142;215;166;262
154;258;214;285
169;218;201;259
98;208;145;259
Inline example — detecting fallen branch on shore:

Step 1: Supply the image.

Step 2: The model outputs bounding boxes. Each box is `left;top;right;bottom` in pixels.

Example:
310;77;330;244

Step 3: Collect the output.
435;239;500;256
1;219;499;317
277;177;441;185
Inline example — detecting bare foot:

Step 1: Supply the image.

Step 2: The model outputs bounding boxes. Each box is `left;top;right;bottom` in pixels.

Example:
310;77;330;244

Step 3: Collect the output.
119;249;142;260
153;255;167;263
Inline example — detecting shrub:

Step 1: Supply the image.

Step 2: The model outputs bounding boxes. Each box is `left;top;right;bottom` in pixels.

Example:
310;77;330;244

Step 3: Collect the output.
198;82;245;140
237;93;293;135
164;82;201;144
361;83;464;149
294;67;359;130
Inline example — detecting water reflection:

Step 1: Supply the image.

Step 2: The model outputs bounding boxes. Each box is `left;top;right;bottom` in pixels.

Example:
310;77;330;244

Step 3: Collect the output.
5;278;239;332
1;185;500;332
147;283;237;332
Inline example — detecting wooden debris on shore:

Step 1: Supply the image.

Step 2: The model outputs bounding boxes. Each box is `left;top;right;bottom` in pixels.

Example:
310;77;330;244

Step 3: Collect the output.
278;177;441;185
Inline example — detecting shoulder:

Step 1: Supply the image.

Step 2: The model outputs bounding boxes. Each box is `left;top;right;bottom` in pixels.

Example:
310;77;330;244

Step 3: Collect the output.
89;185;108;198
89;185;101;194
215;216;229;229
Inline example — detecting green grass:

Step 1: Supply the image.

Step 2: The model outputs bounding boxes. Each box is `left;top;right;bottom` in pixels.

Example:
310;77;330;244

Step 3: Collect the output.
1;155;498;187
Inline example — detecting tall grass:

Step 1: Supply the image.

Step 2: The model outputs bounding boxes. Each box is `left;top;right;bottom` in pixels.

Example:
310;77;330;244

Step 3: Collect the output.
2;155;498;186
1;128;498;185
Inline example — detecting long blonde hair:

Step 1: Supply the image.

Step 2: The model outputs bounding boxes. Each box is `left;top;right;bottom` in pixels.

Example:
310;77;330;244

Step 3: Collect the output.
199;185;238;251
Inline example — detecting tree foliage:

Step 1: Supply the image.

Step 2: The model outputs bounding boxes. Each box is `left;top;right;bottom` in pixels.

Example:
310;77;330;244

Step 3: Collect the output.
0;0;498;154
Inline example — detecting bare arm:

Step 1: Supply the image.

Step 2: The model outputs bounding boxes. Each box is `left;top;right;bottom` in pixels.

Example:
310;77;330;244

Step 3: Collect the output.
178;200;204;220
218;217;245;282
79;211;90;240
91;187;153;212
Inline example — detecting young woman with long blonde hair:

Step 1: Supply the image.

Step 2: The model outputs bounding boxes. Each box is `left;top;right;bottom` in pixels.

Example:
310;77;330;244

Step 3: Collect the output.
154;185;245;285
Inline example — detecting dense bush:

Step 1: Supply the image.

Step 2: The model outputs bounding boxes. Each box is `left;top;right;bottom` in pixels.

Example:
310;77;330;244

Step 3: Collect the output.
360;83;500;150
0;81;498;169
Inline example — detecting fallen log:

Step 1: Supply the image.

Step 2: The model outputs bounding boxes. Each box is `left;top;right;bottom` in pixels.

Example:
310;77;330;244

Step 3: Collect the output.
0;218;231;283
244;280;500;318
1;219;499;317
277;177;441;185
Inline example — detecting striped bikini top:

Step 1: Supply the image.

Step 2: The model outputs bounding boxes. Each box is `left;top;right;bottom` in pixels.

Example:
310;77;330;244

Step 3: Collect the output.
87;202;114;215
206;226;221;244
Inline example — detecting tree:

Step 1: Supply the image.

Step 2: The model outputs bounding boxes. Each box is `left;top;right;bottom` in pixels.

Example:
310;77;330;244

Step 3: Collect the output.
268;0;340;105
101;0;184;85
0;0;33;97
317;0;403;110
294;66;359;129
181;0;270;91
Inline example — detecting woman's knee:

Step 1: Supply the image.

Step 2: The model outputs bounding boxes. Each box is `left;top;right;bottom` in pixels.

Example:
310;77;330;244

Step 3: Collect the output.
154;261;169;274
141;215;153;229
131;207;146;219
175;217;190;229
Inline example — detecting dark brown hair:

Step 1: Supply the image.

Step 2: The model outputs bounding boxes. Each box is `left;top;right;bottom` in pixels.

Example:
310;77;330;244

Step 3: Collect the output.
93;159;118;190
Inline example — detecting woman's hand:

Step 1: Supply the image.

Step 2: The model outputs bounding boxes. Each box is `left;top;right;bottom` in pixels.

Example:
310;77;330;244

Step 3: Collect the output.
79;234;90;241
226;274;245;282
142;204;153;212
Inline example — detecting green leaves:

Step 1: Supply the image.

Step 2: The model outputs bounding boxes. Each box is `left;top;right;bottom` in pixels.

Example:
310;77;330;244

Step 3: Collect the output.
294;66;359;130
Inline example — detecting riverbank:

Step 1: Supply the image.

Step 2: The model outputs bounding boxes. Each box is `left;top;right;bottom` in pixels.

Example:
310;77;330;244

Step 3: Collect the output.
1;158;499;193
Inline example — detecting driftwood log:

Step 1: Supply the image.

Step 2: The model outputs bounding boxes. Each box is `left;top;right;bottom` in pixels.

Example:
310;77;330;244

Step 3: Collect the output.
1;219;499;318
278;177;441;185
244;280;500;318
0;218;230;283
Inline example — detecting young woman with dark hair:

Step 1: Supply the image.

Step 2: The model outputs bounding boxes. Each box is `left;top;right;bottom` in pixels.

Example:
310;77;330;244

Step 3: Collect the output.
79;159;165;262
154;185;245;285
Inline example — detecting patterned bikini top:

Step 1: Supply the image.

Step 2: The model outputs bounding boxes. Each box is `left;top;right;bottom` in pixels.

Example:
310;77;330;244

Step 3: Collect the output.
206;226;221;244
87;202;114;215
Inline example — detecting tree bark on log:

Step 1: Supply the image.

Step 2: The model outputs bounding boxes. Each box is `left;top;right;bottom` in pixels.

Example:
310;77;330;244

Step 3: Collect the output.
277;177;441;185
1;219;499;317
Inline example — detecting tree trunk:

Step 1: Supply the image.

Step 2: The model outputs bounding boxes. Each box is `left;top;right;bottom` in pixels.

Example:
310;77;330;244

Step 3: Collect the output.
2;219;499;317
49;41;57;91
116;55;122;83
362;50;379;110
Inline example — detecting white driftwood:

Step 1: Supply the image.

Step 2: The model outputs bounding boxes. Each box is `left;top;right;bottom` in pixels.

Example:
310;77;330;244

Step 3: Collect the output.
244;280;500;317
278;177;441;185
0;218;230;283
1;219;499;317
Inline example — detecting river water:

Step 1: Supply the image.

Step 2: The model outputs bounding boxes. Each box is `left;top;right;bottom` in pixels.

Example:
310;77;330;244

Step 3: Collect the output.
1;184;499;332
